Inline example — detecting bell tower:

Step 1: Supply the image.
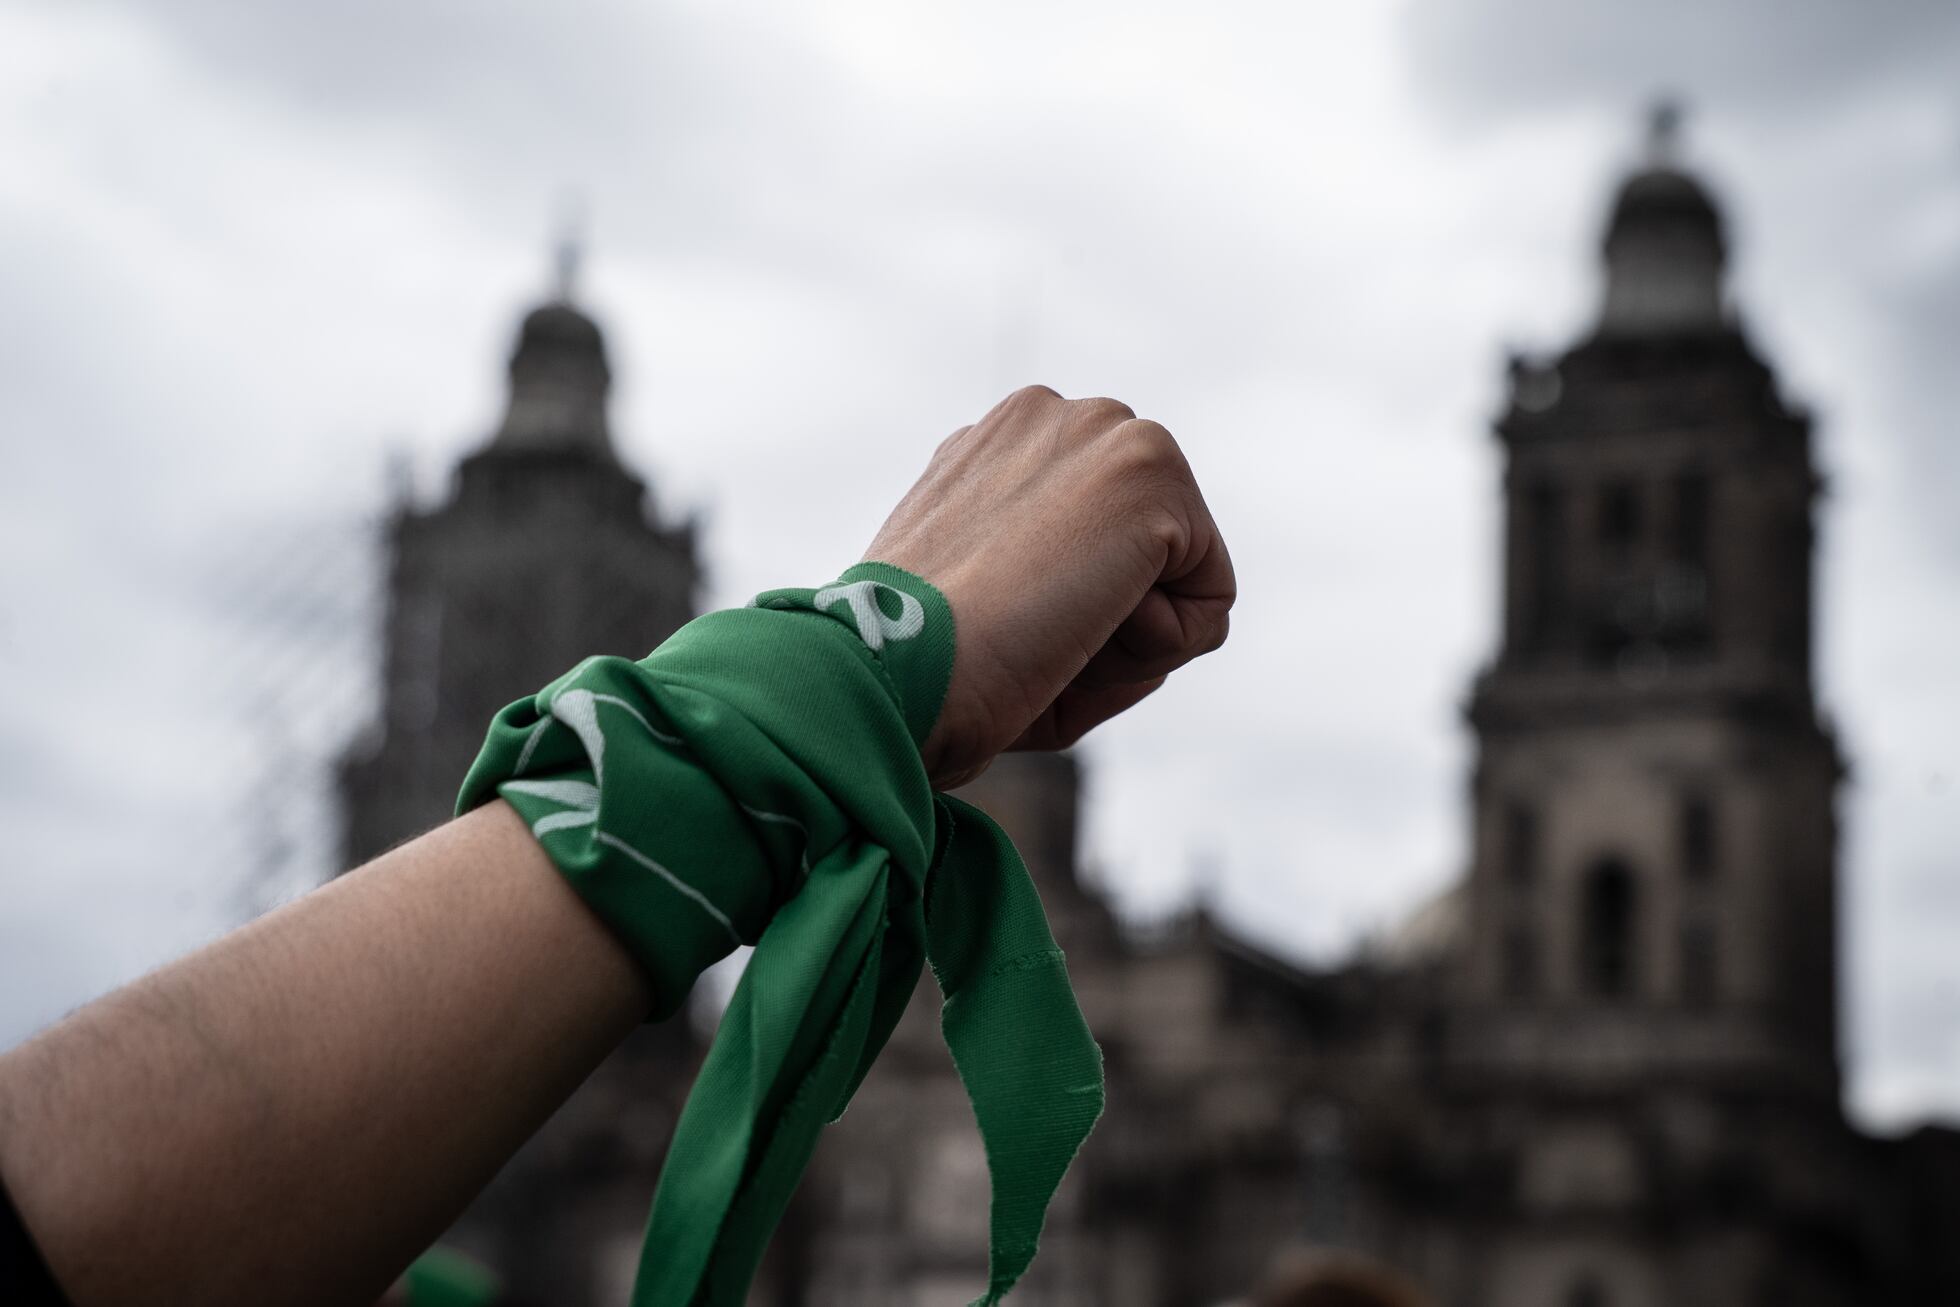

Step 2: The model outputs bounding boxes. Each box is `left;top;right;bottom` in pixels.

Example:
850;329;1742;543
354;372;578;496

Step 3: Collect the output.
1459;107;1841;1101
339;247;699;868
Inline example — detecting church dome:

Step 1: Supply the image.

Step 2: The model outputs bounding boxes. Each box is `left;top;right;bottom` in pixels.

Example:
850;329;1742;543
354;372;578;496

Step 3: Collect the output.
1594;108;1730;339
1607;164;1732;262
488;295;615;456
1606;167;1721;240
517;302;605;353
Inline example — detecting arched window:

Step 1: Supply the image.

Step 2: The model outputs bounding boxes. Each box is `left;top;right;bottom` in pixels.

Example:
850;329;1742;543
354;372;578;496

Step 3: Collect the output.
1502;923;1538;999
1665;471;1713;656
1598;480;1641;556
1672;470;1709;570
1681;919;1718;1007
1680;791;1717;880
1521;481;1564;655
1581;857;1638;997
1502;800;1539;887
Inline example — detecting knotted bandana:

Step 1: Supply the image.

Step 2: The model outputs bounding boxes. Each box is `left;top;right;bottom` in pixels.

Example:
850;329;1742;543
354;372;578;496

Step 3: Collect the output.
457;562;1104;1306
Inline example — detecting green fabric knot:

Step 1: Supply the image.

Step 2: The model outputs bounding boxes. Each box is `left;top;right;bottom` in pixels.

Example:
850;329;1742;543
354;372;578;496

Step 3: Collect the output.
457;562;1104;1306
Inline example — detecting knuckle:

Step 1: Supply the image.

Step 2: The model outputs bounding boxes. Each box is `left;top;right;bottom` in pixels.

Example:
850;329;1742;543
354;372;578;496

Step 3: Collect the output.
1072;394;1137;427
1010;383;1061;407
1123;416;1180;457
1105;418;1185;480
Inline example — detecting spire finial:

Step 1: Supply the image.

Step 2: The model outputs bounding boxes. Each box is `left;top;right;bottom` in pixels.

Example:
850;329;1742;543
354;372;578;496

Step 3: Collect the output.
551;193;587;304
1646;97;1685;165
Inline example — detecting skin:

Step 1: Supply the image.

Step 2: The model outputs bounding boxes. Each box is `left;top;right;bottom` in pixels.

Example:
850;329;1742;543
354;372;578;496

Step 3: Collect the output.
878;386;1234;789
0;385;1234;1305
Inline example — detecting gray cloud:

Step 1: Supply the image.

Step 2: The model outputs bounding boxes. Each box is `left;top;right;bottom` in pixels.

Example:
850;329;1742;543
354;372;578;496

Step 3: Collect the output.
1403;0;1960;126
2;2;1955;1130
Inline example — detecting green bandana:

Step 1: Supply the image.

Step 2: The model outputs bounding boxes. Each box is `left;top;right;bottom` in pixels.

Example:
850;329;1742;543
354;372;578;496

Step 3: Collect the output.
457;562;1104;1306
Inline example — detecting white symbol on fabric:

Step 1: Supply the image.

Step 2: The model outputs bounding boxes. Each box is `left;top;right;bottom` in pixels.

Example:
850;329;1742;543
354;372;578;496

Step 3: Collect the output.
500;678;744;946
550;689;608;785
812;580;925;651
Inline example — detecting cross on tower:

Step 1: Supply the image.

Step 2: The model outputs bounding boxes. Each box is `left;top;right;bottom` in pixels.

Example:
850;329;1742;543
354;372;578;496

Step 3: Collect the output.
552;195;587;304
1647;97;1684;163
553;230;582;304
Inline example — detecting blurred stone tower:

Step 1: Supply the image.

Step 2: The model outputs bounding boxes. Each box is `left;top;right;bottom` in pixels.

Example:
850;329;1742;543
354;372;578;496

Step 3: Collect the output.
339;246;698;866
1465;106;1839;1083
1409;108;1877;1307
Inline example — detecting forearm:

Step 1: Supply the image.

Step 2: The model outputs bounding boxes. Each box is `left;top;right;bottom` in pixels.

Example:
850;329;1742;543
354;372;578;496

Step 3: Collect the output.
0;800;650;1307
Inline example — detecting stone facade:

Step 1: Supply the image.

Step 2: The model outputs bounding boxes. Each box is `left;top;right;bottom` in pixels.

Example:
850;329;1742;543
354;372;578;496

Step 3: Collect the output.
339;127;1960;1307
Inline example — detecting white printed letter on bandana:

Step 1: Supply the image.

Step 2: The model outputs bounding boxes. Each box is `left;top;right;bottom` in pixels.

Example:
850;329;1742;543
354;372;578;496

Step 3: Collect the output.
812;580;925;652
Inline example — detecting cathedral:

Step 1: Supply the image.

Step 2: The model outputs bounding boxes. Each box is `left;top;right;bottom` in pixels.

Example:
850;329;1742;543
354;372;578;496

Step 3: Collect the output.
338;119;1960;1306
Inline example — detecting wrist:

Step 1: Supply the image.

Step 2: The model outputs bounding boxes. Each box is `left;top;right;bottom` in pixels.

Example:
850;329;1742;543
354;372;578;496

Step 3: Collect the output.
771;562;957;761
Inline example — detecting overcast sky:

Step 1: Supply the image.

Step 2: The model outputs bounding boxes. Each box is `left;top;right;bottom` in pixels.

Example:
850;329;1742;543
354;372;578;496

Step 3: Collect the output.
1;0;1955;1129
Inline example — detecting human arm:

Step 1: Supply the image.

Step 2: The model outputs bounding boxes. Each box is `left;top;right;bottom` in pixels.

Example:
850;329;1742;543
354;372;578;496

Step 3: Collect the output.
0;801;645;1305
0;385;1233;1304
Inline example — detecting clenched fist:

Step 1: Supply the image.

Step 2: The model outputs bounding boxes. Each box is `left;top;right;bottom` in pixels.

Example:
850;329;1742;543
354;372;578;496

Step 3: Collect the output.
865;385;1235;789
